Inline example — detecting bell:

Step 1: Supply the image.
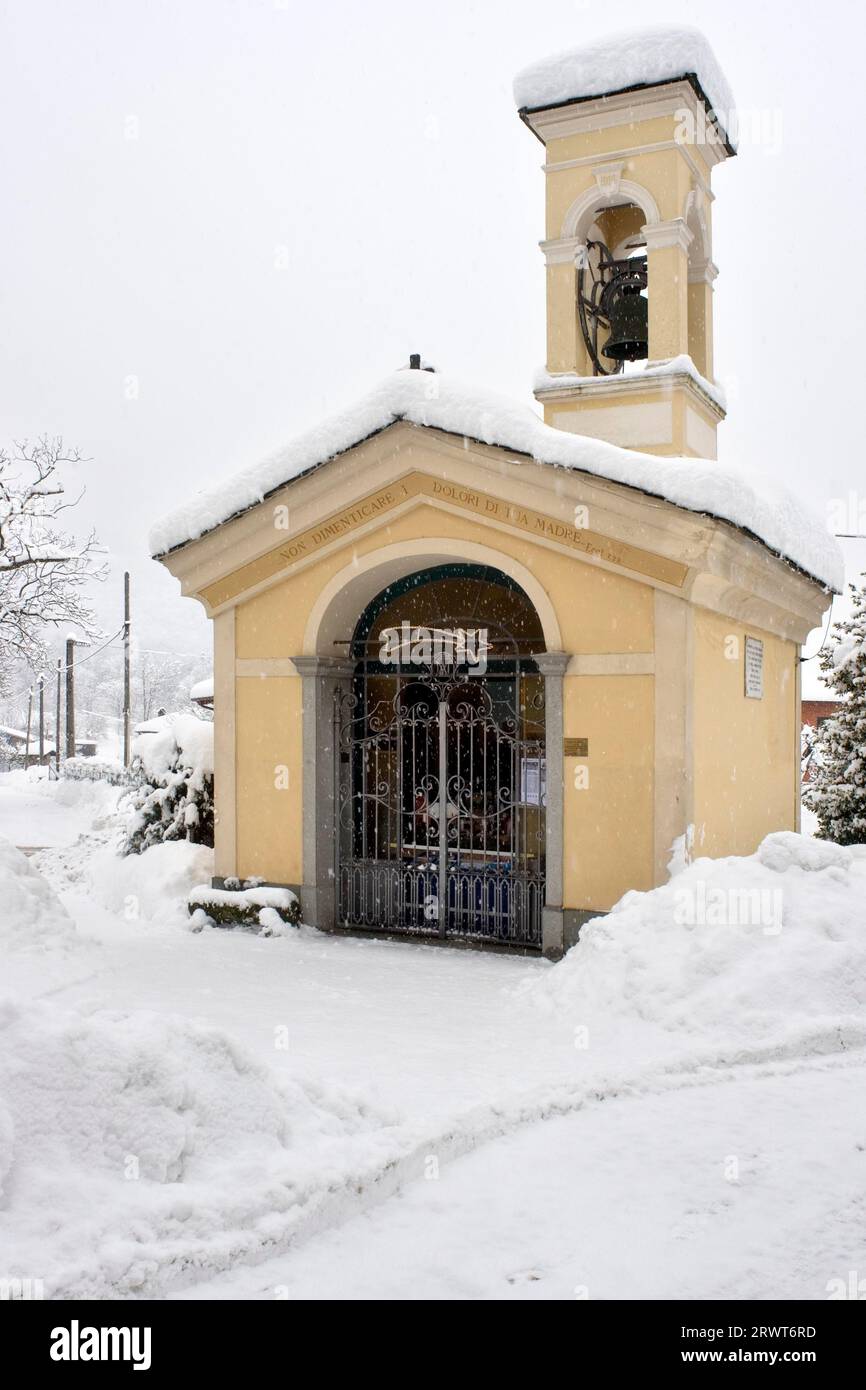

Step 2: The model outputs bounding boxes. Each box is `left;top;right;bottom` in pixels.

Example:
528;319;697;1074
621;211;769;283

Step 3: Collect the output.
602;283;649;362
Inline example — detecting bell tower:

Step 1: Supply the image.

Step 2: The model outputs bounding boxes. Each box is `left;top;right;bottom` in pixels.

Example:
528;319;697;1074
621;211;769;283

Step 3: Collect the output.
516;29;735;459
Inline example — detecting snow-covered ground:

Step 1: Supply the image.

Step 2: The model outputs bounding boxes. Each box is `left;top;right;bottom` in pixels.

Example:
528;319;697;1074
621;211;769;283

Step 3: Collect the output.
1;770;864;1301
0;768;118;849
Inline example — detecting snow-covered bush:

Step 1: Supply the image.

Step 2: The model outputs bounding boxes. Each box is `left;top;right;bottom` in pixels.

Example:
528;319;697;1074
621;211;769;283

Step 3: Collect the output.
122;713;214;855
804;578;866;844
188;880;301;930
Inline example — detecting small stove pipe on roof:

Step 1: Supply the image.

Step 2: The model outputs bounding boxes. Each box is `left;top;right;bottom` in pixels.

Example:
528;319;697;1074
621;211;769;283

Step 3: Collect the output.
408;353;435;372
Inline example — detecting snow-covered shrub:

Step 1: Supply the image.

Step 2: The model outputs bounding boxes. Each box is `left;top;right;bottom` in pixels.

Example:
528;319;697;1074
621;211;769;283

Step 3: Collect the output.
121;713;214;855
804;577;866;844
187;880;301;930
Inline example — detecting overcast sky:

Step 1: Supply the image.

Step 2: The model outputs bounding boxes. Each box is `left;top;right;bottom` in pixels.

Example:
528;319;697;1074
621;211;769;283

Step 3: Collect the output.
1;0;864;693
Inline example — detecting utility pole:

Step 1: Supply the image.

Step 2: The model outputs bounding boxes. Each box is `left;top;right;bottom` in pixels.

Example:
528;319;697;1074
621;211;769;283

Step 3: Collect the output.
24;687;33;768
123;571;131;767
65;636;76;758
55;660;62;777
38;674;45;767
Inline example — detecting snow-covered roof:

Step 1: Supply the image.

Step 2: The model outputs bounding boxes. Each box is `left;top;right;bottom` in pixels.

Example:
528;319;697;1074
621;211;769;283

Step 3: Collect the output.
190;676;214;703
514;26;736;150
0;725;28;744
149;368;842;592
133;717;167;736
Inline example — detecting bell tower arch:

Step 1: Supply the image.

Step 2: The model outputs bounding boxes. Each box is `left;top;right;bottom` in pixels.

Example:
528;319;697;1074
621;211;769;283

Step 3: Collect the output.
517;30;734;459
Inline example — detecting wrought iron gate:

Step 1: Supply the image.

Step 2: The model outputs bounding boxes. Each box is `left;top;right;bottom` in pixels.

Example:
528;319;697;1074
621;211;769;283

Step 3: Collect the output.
335;663;546;948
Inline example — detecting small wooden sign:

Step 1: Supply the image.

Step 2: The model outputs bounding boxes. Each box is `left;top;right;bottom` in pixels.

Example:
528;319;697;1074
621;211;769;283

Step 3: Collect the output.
564;737;589;757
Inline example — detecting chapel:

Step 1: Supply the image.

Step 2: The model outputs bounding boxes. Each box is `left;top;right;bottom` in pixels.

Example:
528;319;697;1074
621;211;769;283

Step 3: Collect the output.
151;27;839;956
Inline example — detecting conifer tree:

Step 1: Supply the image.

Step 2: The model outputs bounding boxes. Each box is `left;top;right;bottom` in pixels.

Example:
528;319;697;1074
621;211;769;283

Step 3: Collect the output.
804;578;866;844
122;716;214;855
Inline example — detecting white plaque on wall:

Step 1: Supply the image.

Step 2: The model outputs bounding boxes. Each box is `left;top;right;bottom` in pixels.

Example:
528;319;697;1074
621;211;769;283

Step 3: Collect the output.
520;755;547;806
744;636;764;699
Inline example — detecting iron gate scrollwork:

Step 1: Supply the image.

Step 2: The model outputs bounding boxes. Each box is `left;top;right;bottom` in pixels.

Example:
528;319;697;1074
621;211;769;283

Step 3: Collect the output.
335;659;546;948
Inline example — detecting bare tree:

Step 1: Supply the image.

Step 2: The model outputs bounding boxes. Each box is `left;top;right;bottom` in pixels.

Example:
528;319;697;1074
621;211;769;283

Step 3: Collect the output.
137;650;202;720
0;436;105;689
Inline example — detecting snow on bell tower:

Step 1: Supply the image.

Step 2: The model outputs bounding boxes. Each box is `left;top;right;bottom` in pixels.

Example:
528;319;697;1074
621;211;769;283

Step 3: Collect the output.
515;26;735;459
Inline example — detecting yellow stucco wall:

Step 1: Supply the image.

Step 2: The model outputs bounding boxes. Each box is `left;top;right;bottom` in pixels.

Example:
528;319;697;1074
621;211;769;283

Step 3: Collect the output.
234;675;303;883
229;501;656;904
543;118;700;236
564;673;655;911
218;492;801;916
545;384;721;459
692;609;798;858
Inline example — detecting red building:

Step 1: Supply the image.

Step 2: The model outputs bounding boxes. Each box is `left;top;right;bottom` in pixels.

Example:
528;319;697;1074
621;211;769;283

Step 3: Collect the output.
802;698;843;730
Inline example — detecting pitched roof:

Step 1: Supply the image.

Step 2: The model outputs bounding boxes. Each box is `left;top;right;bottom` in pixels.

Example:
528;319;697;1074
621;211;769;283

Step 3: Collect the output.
149;368;842;592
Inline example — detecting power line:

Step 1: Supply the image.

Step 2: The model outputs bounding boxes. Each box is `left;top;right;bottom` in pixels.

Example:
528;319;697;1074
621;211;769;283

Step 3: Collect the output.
1;625;126;703
799;597;835;665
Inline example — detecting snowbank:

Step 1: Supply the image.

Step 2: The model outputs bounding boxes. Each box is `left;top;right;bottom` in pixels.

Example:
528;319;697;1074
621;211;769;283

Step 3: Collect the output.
0;834;94;1001
148;370;841;591
513;26;736;145
0;836;79;956
89;839;215;925
0;996;394;1297
527;832;866;1065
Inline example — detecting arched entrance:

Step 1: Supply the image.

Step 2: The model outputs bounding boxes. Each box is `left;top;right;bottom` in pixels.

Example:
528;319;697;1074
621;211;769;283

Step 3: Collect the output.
335;565;547;947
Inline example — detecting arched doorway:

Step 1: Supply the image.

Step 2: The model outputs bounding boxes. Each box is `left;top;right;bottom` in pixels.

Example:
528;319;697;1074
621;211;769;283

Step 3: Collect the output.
335;565;547;948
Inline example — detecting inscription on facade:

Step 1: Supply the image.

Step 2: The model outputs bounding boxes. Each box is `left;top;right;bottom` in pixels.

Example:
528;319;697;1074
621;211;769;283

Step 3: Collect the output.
744;636;764;699
204;471;688;609
563;738;589;757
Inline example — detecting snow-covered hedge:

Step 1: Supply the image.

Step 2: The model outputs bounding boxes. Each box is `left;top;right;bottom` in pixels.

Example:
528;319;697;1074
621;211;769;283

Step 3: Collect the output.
64;757;130;786
122;713;214;855
188;879;300;932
